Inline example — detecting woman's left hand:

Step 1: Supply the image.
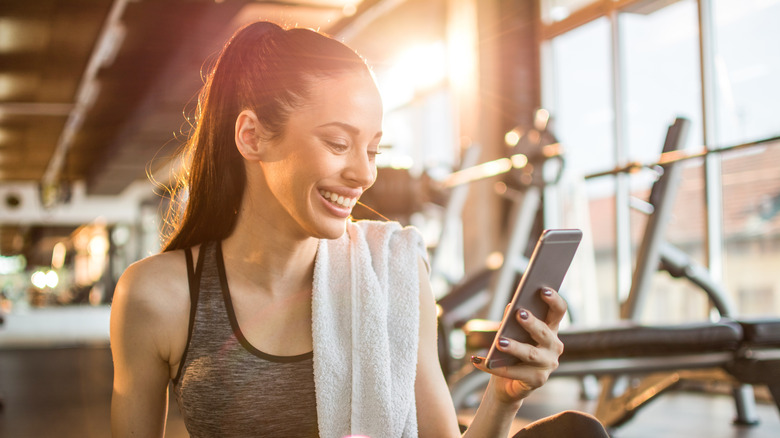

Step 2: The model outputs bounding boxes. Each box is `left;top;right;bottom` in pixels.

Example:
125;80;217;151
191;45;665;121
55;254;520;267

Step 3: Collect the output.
469;287;567;405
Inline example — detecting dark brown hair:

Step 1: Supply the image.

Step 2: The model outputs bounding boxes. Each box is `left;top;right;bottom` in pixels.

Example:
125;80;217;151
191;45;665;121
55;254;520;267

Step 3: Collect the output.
162;22;369;252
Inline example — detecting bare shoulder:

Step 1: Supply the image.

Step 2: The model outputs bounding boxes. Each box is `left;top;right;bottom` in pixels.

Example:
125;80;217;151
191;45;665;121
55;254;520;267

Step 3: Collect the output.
114;250;191;313
111;249;195;365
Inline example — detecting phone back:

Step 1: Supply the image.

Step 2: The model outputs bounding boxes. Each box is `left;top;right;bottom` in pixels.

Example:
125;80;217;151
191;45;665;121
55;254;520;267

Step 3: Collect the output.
485;229;582;369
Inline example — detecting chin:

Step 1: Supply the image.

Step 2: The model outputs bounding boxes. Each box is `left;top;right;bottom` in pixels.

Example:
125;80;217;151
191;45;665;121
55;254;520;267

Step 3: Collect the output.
313;219;349;240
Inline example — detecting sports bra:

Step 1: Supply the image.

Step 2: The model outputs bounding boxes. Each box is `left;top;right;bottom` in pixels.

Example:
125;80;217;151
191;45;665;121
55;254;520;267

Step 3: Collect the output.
172;241;320;437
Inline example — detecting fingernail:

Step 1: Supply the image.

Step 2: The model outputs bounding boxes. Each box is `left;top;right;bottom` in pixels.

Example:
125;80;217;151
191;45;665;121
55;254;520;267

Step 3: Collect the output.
471;356;483;365
498;337;510;348
542;288;554;297
518;309;529;320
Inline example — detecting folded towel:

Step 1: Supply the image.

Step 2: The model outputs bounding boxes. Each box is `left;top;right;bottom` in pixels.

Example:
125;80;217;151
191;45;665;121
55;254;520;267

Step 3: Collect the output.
312;220;426;438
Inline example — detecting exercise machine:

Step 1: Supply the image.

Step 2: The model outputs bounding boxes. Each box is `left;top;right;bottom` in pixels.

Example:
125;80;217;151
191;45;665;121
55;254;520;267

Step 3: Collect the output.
453;117;780;429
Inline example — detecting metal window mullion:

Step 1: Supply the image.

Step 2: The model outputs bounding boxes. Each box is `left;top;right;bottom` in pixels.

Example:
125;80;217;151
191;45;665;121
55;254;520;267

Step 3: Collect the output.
610;9;632;312
699;6;758;425
698;0;725;283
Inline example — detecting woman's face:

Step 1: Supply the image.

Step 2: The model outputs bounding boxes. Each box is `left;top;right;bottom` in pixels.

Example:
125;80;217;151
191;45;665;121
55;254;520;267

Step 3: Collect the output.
256;70;383;240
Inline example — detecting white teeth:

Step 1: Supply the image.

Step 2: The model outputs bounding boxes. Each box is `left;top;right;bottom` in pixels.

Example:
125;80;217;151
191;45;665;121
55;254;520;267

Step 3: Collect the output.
320;190;357;208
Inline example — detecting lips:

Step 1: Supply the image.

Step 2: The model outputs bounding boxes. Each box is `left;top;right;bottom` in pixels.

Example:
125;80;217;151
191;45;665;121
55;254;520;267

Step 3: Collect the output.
319;189;358;209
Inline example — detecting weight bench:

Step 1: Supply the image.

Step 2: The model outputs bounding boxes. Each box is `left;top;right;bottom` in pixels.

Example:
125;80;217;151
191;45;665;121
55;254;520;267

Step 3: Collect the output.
457;317;780;428
446;117;780;429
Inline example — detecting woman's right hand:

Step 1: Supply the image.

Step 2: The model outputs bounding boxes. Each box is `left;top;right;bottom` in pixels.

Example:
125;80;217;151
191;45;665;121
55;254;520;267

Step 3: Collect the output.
469;287;567;406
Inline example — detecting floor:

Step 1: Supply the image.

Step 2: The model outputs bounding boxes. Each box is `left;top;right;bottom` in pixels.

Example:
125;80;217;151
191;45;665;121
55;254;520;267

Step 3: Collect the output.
514;378;780;438
1;306;779;437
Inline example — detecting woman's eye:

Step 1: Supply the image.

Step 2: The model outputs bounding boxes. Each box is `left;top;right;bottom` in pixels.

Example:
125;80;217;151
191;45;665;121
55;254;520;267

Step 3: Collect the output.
325;140;349;152
368;149;381;159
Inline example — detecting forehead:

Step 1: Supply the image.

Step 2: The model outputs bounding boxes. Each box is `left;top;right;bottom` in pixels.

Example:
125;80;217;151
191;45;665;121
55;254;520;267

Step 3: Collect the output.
295;72;384;133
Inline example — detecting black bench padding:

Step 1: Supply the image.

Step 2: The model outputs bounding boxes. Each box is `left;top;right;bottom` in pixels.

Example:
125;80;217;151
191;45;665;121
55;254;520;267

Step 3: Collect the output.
458;317;780;427
559;320;743;360
462;319;745;360
738;319;780;347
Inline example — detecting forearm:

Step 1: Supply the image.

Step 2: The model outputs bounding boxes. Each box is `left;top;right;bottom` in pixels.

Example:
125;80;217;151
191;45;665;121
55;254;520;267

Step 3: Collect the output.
461;378;524;438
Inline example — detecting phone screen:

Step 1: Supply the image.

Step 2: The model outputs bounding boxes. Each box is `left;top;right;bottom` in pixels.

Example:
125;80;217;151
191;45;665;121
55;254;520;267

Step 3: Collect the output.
485;229;582;369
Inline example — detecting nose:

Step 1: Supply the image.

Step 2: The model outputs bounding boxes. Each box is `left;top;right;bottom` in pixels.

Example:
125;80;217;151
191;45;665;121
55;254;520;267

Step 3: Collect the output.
345;148;377;189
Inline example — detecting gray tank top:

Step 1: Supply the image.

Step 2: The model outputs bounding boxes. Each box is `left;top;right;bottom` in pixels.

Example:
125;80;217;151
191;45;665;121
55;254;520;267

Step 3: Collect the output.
172;241;320;437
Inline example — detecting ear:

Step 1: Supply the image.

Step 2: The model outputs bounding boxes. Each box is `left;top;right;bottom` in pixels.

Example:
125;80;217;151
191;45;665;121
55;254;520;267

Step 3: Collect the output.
234;109;266;161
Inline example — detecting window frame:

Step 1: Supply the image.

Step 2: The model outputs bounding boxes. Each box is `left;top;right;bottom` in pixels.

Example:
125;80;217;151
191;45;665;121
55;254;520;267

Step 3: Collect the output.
538;0;726;301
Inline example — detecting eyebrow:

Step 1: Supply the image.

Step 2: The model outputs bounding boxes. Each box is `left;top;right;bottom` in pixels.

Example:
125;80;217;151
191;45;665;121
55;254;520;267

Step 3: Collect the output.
318;122;382;140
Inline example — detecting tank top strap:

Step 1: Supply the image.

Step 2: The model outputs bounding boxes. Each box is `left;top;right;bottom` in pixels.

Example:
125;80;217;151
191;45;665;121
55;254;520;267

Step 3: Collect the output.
185;248;195;290
173;243;208;384
185;244;206;296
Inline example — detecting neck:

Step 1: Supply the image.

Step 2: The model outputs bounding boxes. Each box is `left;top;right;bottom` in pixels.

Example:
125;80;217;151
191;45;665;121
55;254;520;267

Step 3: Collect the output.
221;203;320;297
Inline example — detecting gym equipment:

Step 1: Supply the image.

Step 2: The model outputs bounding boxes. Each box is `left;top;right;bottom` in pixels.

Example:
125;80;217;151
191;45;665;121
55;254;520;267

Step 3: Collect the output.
435;109;562;378
451;117;780;428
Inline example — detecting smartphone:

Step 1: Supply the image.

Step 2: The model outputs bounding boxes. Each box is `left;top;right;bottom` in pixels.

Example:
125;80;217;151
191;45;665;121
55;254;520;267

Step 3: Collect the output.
484;229;582;369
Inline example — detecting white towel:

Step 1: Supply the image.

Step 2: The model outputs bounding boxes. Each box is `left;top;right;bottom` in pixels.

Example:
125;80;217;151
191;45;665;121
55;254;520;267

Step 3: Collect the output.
312;220;426;438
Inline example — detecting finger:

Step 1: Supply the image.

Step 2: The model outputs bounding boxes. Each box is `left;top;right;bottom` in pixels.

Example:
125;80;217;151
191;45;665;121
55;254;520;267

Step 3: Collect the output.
470;355;487;371
494;335;559;368
515;307;564;355
469;354;538;376
470;352;555;390
539;287;568;330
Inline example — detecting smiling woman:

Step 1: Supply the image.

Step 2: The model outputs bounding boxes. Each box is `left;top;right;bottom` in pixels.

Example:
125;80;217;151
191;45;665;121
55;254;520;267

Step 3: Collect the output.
108;20;609;438
231;70;383;240
159;22;376;251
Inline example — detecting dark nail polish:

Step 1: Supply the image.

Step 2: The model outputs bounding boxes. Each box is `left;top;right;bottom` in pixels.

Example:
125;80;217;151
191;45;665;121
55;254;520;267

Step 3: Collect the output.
518;309;529;320
498;337;510;348
471;356;483;364
542;288;554;297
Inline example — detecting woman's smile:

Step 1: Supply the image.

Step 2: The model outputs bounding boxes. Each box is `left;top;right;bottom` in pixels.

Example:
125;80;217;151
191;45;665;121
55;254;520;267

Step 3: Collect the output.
317;189;359;219
318;189;359;210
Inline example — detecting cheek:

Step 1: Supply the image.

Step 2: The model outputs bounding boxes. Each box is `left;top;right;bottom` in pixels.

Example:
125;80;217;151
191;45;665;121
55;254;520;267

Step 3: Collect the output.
369;167;378;187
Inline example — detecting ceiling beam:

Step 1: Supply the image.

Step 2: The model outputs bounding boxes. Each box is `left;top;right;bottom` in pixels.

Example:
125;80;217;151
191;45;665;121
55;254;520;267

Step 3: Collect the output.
40;0;130;205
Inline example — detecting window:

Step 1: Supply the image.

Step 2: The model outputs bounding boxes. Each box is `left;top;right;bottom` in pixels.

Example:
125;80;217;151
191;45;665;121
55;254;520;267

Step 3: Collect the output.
711;0;780;146
546;17;618;321
721;142;780;316
540;0;780;321
620;0;702;168
714;0;780;317
620;0;709;322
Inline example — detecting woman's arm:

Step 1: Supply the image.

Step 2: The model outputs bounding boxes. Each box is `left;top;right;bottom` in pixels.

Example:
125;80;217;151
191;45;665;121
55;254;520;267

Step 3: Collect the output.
415;257;463;437
110;255;189;437
462;289;566;437
415;257;567;438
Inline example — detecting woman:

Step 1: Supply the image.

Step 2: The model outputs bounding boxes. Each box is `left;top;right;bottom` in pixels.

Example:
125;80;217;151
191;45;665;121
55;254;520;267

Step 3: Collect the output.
110;21;608;438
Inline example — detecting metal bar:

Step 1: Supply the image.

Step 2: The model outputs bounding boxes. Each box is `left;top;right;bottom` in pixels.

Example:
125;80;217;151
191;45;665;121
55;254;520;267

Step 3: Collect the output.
435;133;779;189
610;8;633;306
620;118;690;320
698;0;756;424
699;0;724;283
658;241;738;317
486;185;540;321
583;134;780;179
429;144;482;290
